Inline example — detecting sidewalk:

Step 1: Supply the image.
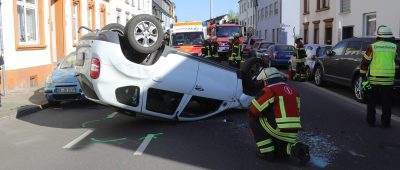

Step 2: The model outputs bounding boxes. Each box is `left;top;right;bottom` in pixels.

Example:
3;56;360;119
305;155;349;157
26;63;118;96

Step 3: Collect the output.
0;87;48;119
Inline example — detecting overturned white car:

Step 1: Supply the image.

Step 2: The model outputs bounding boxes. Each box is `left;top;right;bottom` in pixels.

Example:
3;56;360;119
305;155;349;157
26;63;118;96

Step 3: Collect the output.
75;15;265;121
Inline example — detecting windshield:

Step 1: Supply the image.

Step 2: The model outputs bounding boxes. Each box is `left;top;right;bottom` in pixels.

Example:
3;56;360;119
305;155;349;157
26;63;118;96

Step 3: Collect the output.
260;43;273;49
216;26;241;38
60;53;76;69
172;32;204;46
275;45;295;52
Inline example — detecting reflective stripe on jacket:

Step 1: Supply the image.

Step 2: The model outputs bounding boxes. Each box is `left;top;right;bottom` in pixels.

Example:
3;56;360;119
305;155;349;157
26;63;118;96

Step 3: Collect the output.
249;83;302;130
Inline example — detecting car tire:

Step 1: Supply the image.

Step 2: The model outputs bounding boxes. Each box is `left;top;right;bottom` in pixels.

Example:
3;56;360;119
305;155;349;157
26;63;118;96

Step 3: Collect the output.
124;14;164;54
353;74;366;103
314;66;326;86
305;67;312;81
241;57;267;96
101;23;124;36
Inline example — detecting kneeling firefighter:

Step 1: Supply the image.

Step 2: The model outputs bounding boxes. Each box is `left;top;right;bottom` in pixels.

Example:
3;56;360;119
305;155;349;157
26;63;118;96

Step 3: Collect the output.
247;67;310;165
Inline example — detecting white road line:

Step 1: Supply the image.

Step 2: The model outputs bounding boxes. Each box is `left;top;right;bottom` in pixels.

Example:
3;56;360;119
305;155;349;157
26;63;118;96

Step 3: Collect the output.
108;112;118;118
280;72;400;122
63;129;94;149
133;137;152;156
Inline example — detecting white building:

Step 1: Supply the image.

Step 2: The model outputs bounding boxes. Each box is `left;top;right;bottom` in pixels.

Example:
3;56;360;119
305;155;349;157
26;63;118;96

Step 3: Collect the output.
0;0;153;92
239;0;256;35
255;0;300;45
301;0;400;46
153;0;176;31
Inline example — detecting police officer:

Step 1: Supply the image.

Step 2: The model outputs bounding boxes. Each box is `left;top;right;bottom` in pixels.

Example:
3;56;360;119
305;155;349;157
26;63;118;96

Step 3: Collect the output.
228;33;243;68
360;25;397;128
294;35;306;81
248;67;310;165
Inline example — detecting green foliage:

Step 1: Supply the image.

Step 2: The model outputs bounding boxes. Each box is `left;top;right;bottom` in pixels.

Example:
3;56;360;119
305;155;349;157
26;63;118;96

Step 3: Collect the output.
227;10;239;21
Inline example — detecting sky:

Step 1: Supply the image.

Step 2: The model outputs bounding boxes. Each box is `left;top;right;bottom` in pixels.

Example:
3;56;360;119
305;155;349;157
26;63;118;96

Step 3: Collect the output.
173;0;238;22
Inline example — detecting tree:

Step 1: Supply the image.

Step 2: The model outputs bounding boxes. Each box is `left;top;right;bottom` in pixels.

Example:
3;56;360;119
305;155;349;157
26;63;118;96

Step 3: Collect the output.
227;10;239;21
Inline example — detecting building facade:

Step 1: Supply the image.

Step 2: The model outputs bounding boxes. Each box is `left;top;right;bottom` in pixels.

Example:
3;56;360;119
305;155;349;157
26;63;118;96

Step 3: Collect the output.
239;0;256;35
153;0;176;31
301;0;400;46
0;0;153;92
255;0;300;45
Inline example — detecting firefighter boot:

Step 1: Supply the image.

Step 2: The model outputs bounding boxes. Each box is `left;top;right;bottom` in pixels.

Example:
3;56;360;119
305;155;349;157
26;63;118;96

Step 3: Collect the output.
291;142;310;166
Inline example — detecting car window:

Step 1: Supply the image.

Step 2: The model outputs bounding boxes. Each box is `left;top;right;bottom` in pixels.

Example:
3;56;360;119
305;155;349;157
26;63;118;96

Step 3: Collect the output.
172;32;204;46
180;96;223;118
344;41;362;55
332;42;347;55
317;47;326;57
276;45;295;52
306;46;313;56
146;88;183;115
60;53;76;69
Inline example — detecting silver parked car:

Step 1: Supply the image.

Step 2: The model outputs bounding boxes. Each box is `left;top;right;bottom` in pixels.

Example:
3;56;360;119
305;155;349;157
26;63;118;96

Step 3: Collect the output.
288;44;331;81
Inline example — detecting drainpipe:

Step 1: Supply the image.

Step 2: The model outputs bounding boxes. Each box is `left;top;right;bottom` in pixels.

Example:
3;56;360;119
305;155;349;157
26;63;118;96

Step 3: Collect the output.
0;0;5;96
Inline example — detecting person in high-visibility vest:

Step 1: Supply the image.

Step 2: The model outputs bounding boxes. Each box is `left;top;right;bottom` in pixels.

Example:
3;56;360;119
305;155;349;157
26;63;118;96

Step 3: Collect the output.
293;35;306;81
201;39;211;58
360;25;398;128
228;33;243;68
248;67;310;165
210;36;220;61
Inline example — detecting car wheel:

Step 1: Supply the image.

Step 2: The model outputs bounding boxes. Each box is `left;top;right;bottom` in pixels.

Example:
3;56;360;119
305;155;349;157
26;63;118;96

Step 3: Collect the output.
101;23;124;36
353;75;366;103
241;57;266;96
305;67;312;81
314;66;326;86
124;14;164;54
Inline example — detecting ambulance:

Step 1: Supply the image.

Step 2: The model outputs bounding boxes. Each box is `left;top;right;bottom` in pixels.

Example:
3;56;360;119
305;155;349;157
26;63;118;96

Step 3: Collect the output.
169;22;207;56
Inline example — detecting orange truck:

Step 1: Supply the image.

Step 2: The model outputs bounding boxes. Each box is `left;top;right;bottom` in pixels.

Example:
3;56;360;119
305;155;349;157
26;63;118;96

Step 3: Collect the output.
169;22;207;56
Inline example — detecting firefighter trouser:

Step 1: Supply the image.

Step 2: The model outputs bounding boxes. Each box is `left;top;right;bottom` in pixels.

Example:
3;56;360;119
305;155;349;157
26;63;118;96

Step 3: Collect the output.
249;116;298;158
366;85;393;126
295;62;306;80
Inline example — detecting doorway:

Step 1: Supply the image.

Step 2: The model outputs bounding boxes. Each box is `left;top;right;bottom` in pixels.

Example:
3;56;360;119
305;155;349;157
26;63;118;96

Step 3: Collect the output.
342;26;354;40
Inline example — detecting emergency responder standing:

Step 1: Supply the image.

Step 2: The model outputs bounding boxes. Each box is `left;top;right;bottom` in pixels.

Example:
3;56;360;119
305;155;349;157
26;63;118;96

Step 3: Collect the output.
294;35;306;81
247;67;310;165
360;25;397;128
201;39;211;58
210;36;220;62
228;33;243;68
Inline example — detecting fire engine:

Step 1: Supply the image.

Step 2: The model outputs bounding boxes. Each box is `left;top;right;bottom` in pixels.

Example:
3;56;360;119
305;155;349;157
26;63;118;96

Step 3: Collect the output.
207;20;244;57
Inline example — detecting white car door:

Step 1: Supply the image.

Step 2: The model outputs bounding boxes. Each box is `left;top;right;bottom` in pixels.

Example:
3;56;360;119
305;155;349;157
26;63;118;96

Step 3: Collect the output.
141;53;200;119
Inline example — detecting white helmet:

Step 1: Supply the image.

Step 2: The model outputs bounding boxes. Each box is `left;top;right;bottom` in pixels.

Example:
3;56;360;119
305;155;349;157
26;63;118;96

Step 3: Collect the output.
256;67;282;80
377;25;394;38
295;35;303;40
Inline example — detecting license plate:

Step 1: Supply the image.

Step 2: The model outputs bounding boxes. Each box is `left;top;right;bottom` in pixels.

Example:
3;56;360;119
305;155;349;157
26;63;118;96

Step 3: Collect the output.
56;87;76;93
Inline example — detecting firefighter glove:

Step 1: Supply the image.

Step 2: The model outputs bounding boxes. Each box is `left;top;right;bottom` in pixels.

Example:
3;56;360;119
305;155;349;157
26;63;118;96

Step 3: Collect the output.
362;81;372;91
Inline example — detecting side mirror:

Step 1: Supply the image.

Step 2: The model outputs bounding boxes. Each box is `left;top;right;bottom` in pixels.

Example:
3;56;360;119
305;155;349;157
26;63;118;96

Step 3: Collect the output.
326;50;335;56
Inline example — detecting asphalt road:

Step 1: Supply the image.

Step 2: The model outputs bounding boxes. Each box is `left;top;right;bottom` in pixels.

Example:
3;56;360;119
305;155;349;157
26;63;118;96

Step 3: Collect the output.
1;81;400;170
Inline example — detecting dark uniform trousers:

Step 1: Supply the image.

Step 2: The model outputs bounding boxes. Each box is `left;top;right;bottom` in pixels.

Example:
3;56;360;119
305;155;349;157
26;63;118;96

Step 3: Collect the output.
248;112;297;158
366;85;393;126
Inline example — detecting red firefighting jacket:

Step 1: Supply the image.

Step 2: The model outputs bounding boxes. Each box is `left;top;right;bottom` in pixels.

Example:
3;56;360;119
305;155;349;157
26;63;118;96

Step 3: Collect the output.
249;83;301;130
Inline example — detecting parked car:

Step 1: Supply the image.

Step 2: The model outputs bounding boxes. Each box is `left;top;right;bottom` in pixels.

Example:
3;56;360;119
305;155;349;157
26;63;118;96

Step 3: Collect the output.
288;44;331;81
314;37;400;102
45;52;85;105
263;44;296;67
252;41;275;58
75;15;266;121
242;37;262;57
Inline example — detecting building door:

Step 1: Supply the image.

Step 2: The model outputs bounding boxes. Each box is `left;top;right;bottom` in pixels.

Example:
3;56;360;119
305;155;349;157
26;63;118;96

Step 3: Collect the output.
51;0;66;61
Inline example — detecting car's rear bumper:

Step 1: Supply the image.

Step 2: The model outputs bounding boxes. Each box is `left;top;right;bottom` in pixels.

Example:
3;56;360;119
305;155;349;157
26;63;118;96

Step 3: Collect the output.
270;58;290;66
46;93;85;101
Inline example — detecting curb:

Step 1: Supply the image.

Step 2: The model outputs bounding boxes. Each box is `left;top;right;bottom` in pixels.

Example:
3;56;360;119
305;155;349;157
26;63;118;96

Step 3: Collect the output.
0;103;50;120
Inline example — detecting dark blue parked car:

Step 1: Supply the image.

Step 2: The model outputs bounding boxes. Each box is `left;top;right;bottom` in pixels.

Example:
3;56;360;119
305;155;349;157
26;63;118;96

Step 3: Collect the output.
263;44;296;67
44;52;85;105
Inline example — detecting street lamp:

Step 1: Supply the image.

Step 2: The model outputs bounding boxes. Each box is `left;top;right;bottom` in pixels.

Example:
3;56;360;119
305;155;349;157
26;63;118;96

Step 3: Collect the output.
210;0;214;19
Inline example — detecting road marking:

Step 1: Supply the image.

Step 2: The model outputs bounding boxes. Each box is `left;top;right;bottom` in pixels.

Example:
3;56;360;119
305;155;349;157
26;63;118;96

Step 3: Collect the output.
134;133;163;156
280;72;400;122
63;129;94;149
105;112;118;119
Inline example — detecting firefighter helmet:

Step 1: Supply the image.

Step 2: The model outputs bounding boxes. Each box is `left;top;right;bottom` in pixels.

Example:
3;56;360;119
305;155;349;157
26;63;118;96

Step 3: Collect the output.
295;35;303;40
256;67;282;80
233;33;240;38
377;25;394;38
